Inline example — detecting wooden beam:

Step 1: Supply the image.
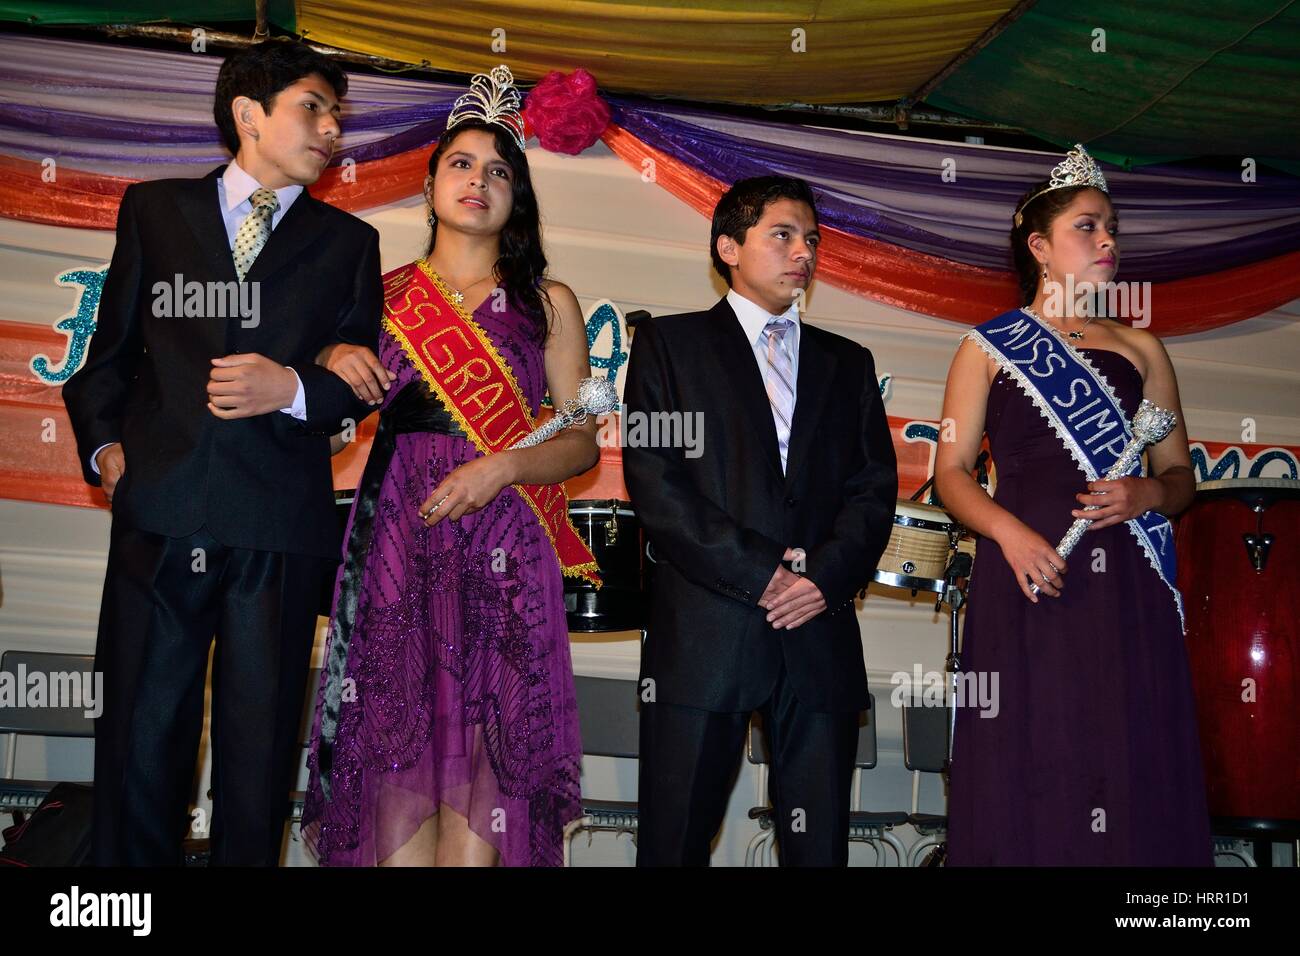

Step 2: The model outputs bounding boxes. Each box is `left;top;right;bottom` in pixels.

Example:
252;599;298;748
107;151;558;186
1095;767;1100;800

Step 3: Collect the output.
896;0;1040;125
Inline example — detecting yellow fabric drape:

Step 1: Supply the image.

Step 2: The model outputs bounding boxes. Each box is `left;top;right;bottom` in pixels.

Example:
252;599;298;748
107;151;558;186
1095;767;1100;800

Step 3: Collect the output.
296;0;1017;104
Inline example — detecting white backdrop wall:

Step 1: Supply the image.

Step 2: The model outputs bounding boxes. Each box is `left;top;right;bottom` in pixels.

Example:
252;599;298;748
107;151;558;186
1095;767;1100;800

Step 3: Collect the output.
2;138;1298;865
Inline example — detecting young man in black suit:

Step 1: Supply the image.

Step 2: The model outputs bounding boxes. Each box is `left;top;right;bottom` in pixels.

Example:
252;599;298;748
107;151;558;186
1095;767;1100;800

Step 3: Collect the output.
62;40;391;865
623;176;898;866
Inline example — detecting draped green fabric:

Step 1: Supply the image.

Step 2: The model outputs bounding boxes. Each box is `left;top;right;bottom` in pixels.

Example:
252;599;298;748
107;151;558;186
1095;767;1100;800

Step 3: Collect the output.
0;0;293;26
928;0;1300;167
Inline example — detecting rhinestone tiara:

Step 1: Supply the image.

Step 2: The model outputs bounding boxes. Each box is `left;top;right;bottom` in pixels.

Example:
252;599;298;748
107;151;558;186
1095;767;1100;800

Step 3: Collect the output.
446;64;527;151
1014;143;1109;227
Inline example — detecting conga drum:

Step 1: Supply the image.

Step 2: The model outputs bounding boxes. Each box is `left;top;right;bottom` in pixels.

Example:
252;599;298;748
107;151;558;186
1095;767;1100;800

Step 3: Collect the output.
1176;477;1300;828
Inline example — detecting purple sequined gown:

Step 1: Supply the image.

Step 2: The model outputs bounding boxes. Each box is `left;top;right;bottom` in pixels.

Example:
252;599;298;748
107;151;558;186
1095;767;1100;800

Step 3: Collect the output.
301;290;583;867
946;349;1213;866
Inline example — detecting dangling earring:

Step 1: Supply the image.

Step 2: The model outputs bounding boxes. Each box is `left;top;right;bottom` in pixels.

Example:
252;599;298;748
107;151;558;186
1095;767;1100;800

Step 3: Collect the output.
427;207;437;226
1041;265;1048;280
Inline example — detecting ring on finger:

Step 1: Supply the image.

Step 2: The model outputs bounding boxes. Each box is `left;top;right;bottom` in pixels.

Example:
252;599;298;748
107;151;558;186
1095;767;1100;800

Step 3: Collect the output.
420;493;451;520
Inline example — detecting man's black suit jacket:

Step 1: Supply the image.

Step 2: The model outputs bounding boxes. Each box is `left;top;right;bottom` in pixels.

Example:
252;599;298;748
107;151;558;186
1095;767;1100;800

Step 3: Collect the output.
61;165;380;559
623;297;898;713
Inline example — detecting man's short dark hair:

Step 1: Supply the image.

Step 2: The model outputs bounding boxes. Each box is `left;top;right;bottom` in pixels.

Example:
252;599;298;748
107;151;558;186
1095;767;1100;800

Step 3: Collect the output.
213;39;348;155
709;175;820;286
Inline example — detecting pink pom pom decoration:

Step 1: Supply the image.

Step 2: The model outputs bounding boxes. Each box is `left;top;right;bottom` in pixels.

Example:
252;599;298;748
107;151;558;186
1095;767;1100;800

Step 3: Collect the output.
522;69;611;155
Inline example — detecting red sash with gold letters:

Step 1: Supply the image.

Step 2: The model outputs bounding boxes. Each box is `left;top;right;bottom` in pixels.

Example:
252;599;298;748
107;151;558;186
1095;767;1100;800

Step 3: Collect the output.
381;258;601;587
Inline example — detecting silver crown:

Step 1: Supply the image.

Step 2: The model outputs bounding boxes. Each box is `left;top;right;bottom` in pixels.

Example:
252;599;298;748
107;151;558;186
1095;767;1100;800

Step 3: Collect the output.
446;64;527;151
1014;144;1109;227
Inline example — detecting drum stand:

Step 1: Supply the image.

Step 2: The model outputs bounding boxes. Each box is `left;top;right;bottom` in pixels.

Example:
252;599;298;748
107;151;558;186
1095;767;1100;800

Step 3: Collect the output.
934;531;973;765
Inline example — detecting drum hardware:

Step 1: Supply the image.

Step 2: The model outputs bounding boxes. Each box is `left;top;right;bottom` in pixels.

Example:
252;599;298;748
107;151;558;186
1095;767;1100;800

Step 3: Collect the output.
1211;480;1287;574
910;450;991;510
1243;527;1273;572
606;500;621;547
936;538;973;766
911;473;939;505
973;449;991;493
1242;499;1274;572
933;455;987;760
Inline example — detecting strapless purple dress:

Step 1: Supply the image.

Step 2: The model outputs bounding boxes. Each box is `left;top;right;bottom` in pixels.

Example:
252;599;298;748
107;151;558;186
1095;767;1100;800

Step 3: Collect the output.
300;290;582;867
946;348;1213;865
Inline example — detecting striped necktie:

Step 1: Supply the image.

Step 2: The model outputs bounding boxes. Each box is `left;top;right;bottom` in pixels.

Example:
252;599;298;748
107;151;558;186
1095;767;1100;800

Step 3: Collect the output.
233;187;279;282
763;315;795;473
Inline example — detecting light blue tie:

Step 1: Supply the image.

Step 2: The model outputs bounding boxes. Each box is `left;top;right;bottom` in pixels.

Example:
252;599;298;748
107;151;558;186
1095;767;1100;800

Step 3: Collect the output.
764;315;795;473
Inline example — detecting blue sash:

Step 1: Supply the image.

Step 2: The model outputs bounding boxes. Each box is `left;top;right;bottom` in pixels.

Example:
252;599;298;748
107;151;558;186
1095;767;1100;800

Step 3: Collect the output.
965;309;1184;632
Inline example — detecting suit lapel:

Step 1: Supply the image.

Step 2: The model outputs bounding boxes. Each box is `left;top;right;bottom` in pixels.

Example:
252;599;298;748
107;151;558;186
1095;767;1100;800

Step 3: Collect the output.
174;164;328;286
175;165;238;283
242;188;326;283
170;168;237;353
783;324;837;489
711;298;784;481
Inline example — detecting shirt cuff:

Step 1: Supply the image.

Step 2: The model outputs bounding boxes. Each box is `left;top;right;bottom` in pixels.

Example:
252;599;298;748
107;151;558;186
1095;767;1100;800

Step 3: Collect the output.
279;367;306;420
89;442;114;476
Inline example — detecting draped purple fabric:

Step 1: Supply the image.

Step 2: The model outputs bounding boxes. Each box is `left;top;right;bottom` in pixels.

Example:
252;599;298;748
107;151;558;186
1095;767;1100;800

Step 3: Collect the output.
2;33;1298;281
0;34;455;176
609;100;1300;281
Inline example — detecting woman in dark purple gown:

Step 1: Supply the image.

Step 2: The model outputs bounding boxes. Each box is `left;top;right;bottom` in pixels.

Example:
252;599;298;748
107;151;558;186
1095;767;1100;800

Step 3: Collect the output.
935;149;1213;865
299;93;598;866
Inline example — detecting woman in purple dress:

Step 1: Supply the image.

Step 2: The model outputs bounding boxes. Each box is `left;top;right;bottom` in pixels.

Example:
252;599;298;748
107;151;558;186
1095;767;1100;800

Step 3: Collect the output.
934;146;1213;865
299;75;598;866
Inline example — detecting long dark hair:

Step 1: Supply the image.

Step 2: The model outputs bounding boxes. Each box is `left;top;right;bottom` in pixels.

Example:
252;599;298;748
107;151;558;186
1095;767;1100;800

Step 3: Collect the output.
424;120;551;343
1009;182;1098;306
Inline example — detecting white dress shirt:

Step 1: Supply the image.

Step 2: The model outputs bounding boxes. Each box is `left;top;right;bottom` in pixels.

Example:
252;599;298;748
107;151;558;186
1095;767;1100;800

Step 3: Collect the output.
91;160;309;475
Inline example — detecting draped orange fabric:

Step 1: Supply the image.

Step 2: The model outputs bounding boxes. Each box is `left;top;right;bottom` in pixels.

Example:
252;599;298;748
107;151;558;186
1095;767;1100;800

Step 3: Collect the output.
0;155;135;231
0;149;429;229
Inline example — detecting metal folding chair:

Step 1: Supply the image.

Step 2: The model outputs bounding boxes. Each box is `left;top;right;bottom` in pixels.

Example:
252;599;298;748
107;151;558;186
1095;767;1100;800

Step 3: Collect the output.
563;675;641;865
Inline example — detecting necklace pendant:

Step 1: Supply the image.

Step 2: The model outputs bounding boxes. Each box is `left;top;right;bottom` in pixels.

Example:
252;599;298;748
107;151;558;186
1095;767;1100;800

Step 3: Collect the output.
450;290;464;305
1068;330;1084;340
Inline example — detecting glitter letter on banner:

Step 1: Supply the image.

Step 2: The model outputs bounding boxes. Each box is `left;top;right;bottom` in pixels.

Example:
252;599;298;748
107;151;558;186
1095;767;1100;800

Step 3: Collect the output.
31;267;108;384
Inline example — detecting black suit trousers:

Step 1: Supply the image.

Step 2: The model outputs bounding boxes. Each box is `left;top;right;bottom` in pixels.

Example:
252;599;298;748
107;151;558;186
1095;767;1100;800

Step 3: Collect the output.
90;520;331;866
636;657;860;867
